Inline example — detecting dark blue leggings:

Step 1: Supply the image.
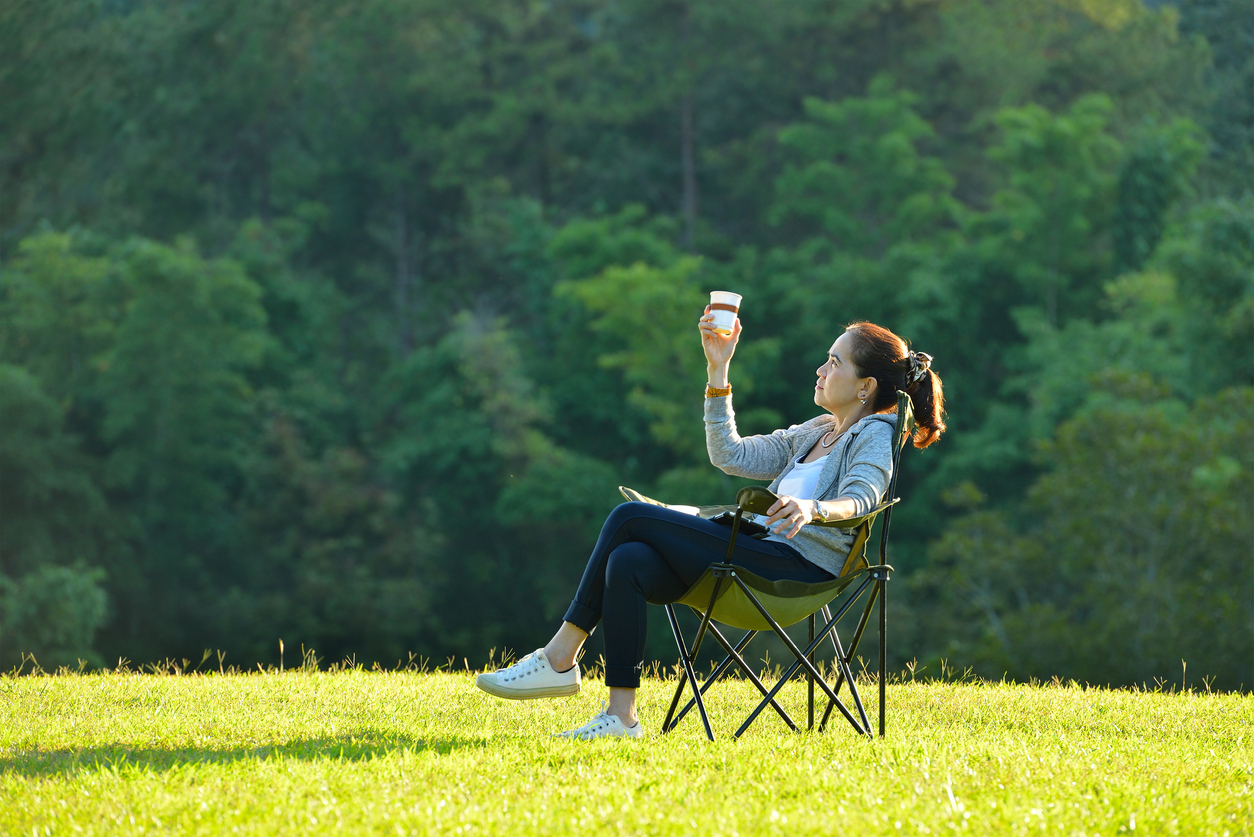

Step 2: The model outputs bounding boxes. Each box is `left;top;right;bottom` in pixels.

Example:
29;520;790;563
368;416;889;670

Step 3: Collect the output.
562;502;835;688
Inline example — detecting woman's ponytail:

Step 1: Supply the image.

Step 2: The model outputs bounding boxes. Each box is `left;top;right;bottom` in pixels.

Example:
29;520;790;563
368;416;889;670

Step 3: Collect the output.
844;322;946;449
903;367;945;449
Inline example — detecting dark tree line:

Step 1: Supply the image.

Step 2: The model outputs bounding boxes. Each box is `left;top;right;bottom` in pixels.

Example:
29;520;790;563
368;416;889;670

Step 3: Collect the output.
1;0;1250;688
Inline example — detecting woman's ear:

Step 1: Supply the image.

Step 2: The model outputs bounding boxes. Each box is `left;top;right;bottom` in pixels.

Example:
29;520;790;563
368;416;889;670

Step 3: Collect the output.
861;376;878;400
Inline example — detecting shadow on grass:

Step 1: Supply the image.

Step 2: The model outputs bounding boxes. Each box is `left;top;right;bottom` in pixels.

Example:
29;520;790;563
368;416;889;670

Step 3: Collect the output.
0;731;483;778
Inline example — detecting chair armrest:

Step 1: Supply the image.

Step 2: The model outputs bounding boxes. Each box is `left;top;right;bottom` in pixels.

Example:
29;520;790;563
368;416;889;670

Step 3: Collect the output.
735;485;899;530
809;498;900;529
620;484;900;532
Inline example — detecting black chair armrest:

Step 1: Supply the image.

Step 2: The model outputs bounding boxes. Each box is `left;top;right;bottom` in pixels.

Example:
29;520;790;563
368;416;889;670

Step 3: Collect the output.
809;498;899;529
735;486;898;530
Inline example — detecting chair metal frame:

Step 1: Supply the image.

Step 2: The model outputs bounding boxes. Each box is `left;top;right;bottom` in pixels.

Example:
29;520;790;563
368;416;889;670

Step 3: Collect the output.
661;392;913;740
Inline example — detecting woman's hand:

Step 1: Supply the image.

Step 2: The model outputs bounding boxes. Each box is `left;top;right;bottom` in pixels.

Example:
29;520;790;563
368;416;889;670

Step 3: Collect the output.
698;304;741;383
764;495;813;539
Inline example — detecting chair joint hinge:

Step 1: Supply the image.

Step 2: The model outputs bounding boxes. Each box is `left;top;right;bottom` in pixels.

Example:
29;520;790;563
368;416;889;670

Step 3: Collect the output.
867;565;893;581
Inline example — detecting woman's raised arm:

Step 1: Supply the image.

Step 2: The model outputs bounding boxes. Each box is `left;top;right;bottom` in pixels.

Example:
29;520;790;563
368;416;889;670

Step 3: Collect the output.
698;308;802;478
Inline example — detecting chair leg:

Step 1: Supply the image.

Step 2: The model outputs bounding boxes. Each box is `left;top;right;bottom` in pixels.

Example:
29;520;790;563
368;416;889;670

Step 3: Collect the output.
807;613;815;731
669;622;799;732
732;615;867;739
816;574;887;737
669;623;799;733
819;582;878;731
661;606;689;732
732;579;870;739
663;605;714;741
821;605;840;656
879;577;887;738
667;624;755;731
815;600;877;734
821;612;872;736
662;571;728;737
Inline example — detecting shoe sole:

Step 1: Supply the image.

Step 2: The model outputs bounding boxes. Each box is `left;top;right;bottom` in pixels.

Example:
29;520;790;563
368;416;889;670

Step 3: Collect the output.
557;729;645;741
475;675;580;700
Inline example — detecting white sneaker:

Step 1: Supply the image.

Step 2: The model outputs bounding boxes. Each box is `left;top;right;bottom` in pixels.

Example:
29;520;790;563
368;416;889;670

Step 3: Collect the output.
554;704;644;740
475;648;580;699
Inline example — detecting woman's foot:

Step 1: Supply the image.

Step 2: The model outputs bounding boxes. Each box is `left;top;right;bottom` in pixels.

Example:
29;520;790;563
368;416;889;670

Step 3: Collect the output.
475;648;580;699
554;704;644;740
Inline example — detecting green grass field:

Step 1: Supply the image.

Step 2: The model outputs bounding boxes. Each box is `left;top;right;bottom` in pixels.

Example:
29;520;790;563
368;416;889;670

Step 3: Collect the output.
1;667;1250;836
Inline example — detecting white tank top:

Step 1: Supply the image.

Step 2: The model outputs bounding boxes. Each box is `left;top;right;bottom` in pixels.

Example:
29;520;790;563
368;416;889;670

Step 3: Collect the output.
775;454;828;501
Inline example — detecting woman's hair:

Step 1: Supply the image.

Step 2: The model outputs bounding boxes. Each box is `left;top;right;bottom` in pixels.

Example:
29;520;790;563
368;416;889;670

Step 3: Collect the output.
843;321;946;449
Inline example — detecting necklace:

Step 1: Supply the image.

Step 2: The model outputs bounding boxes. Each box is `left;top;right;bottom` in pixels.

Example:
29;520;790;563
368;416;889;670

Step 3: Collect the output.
819;428;842;448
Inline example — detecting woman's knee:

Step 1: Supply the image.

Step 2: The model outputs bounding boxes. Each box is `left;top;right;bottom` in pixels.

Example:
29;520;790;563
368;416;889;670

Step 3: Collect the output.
598;501;657;543
605;501;651;527
605;500;679;533
605;541;661;591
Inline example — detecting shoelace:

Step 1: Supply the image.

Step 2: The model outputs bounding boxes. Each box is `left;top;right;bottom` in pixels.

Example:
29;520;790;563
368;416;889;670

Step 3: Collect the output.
567;705;616;738
499;652;544;682
568;715;611;739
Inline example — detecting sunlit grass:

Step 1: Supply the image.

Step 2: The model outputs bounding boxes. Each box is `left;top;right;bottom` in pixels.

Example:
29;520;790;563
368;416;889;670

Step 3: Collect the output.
1;667;1250;835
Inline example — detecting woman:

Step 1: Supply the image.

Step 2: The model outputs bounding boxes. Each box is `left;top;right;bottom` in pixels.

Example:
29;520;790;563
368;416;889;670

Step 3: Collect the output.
476;307;945;739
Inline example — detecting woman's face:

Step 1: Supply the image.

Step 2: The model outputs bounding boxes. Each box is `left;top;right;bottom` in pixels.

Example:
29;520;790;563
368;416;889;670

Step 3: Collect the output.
814;331;873;414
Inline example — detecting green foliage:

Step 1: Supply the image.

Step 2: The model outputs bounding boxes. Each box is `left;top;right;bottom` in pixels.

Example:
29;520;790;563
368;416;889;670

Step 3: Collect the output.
0;0;1249;688
0;564;108;670
0;364;111;670
0;364;108;579
227;410;443;667
1177;0;1254;197
559;256;708;457
1153;195;1254;390
984;94;1122;324
771;78;962;256
0;233;271;659
915;387;1254;690
1113;119;1205;273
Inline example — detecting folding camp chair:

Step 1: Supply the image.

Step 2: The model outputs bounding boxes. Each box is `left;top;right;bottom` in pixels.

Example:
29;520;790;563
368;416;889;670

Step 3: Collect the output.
623;391;914;741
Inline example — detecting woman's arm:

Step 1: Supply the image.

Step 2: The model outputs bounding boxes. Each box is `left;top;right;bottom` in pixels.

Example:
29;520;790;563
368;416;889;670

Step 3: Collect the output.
763;421;895;538
699;306;796;478
705;396;796;479
825;420;894;518
764;493;884;539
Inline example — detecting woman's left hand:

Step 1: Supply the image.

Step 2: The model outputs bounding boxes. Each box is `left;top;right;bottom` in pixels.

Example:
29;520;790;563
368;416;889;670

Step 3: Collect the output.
764;495;813;539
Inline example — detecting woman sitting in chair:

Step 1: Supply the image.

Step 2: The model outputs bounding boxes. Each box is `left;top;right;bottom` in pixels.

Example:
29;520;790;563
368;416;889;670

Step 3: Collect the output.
476;310;945;739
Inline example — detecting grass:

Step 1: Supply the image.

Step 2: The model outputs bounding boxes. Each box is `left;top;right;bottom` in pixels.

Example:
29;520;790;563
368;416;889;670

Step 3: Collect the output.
1;664;1250;836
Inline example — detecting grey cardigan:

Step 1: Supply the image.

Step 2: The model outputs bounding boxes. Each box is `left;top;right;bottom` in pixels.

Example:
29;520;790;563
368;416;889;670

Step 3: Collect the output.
704;394;896;577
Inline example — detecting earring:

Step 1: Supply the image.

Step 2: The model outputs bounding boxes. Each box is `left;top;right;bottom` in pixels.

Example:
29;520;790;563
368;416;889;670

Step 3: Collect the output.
859;395;866;405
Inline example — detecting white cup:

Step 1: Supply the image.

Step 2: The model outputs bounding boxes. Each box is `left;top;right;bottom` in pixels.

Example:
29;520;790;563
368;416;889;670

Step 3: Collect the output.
708;291;742;335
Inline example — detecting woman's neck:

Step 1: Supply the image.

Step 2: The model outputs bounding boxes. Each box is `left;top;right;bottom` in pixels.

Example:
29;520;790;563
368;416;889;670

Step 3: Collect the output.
826;404;874;435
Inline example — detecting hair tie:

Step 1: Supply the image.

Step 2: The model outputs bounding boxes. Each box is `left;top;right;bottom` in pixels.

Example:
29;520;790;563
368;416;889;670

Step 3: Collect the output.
906;351;933;385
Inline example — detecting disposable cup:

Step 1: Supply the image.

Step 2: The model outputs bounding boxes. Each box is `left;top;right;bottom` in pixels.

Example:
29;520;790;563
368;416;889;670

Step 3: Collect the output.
708;291;742;335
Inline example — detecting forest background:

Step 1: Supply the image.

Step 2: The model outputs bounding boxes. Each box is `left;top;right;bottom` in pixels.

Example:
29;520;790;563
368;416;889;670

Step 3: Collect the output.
1;0;1250;691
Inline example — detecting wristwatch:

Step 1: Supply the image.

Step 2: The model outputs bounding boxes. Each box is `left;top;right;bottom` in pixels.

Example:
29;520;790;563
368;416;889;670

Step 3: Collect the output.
810;500;825;523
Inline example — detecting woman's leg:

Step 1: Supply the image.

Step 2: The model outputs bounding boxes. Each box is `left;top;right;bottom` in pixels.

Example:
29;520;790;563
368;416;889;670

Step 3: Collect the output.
555;503;833;725
566;503;832;636
559;502;659;639
598;540;690;726
543;622;588;673
544;533;690;727
607;687;638;727
539;503;667;674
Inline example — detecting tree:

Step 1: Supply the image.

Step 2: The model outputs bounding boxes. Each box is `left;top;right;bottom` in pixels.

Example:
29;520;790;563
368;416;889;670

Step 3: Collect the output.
0;232;269;660
912;386;1254;690
1113;119;1206;274
0;365;110;669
